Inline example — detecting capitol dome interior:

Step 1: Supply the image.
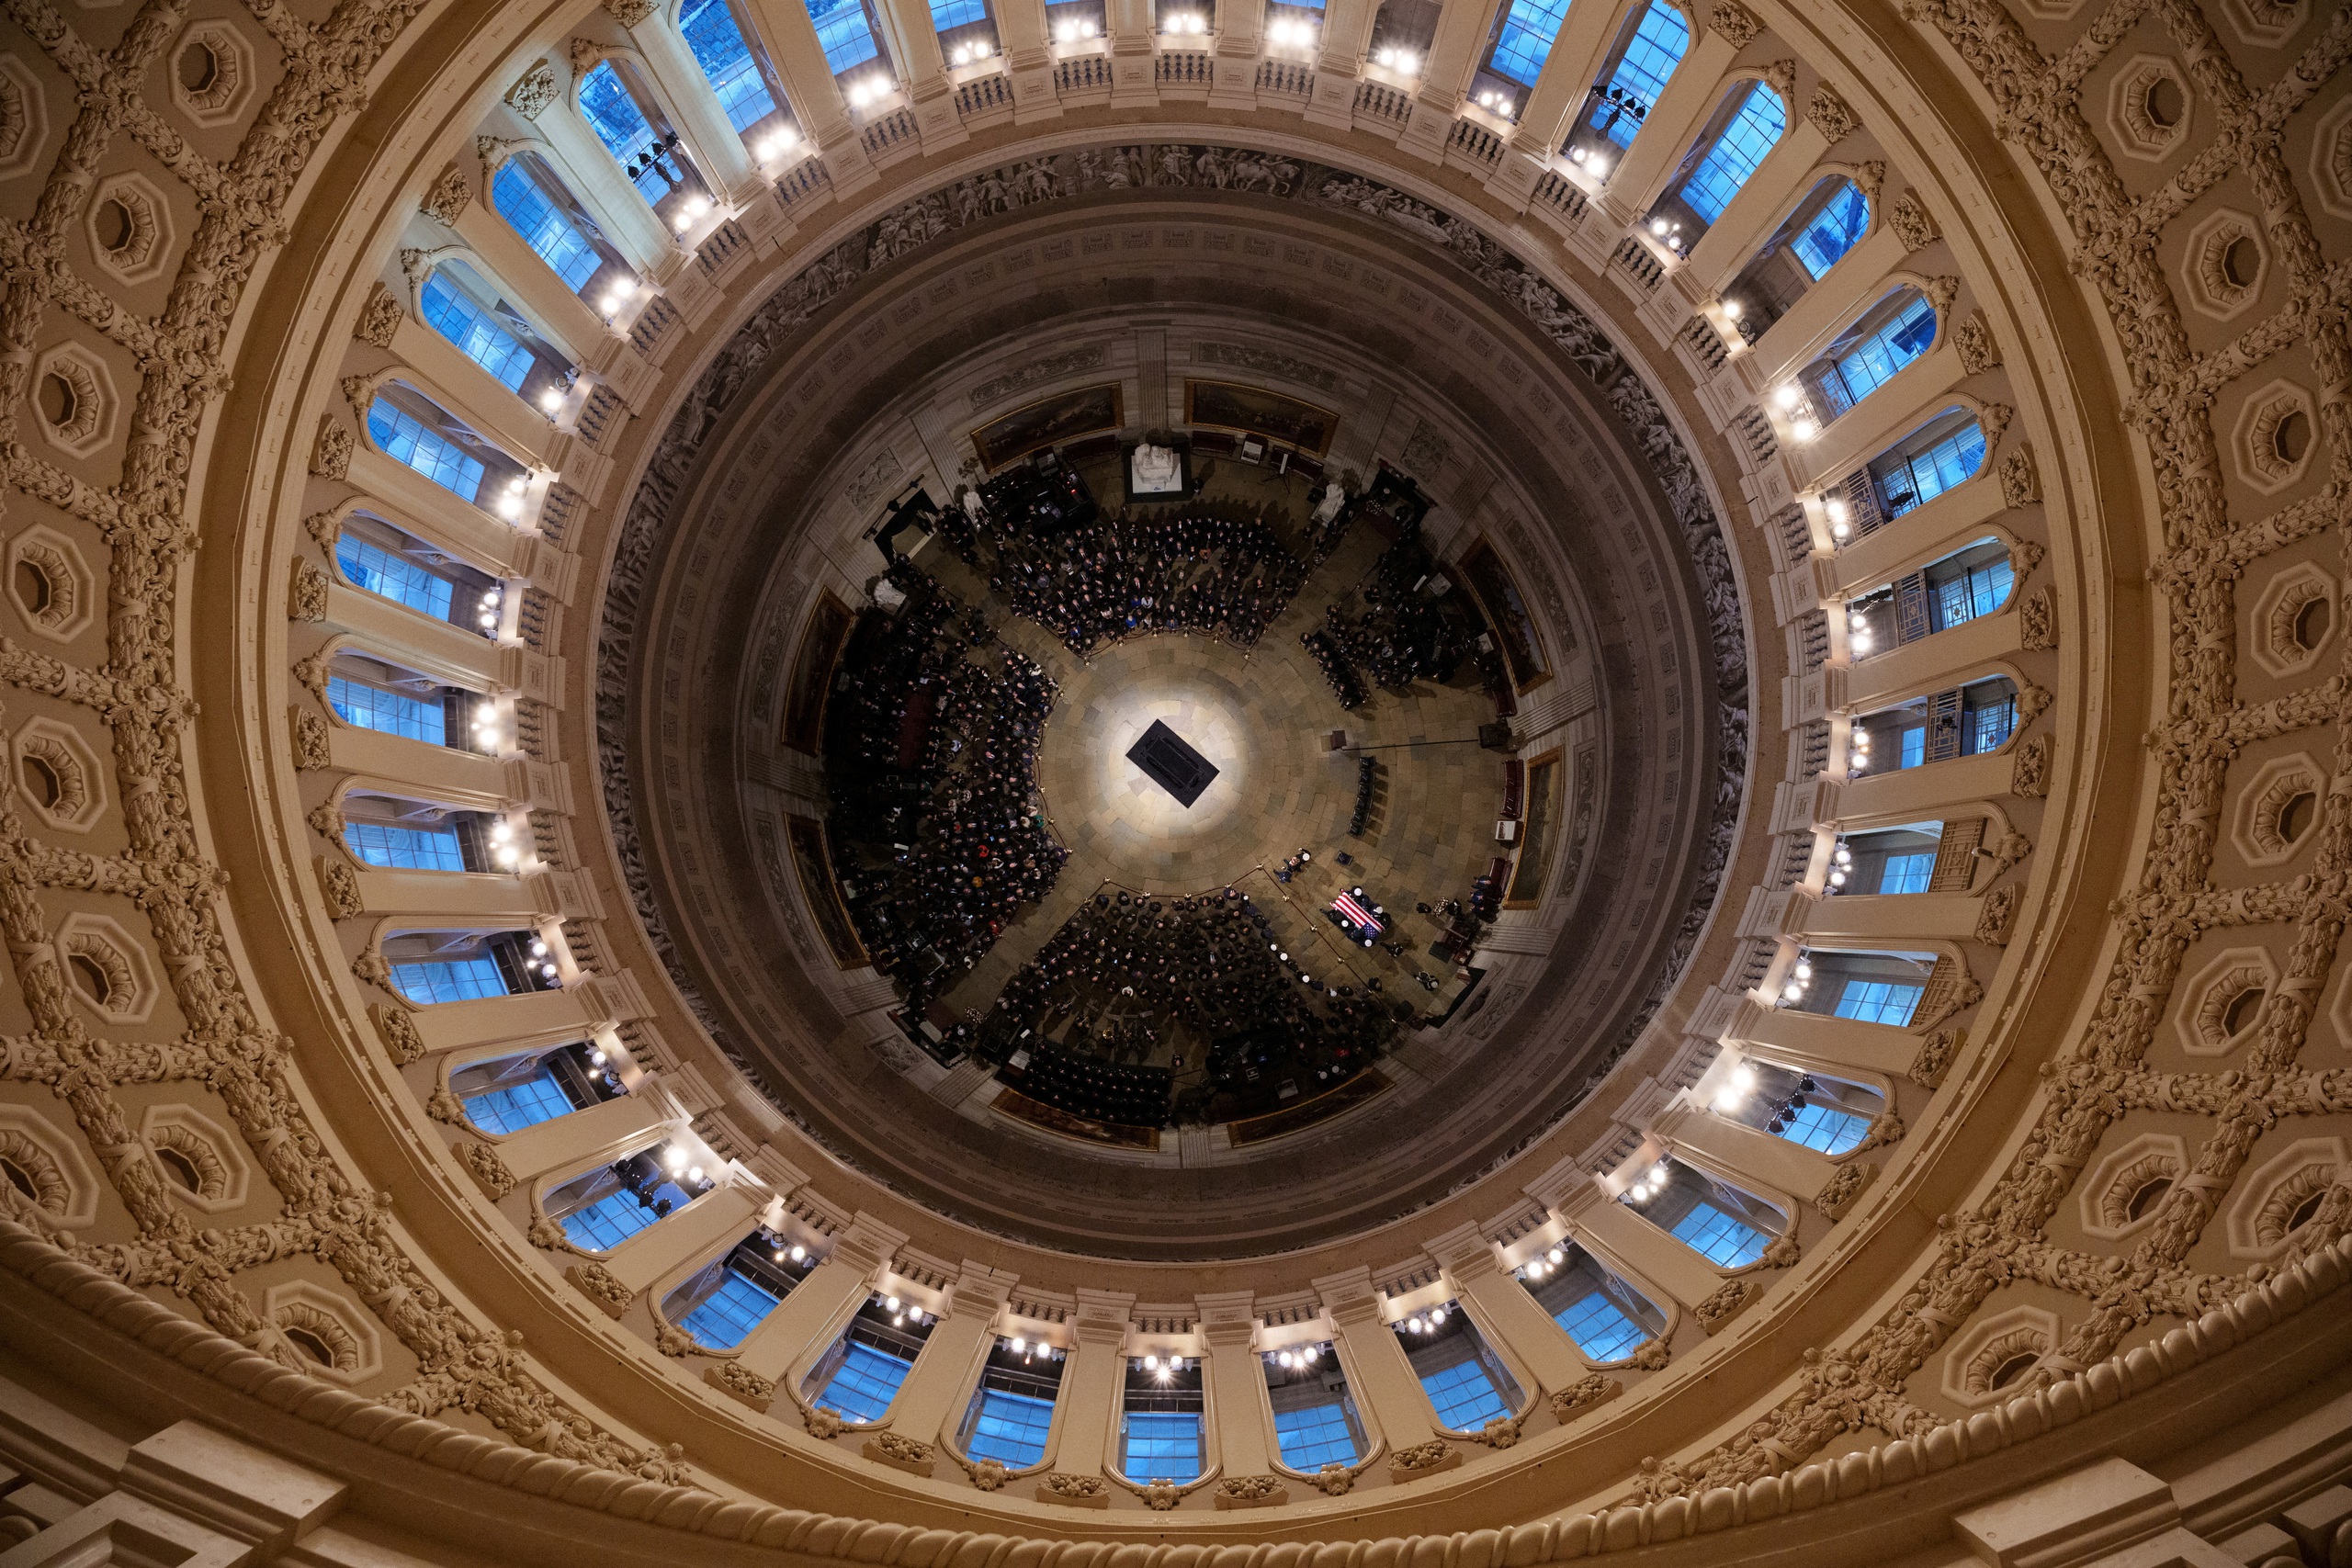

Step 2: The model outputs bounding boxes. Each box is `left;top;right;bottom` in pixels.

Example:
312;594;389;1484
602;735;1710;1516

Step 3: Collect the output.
0;0;2349;1559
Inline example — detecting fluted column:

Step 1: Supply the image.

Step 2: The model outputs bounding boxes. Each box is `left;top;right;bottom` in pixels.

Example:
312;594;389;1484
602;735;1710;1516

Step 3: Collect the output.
488;1092;667;1183
869;0;970;146
1103;0;1156;105
1724;997;1922;1080
1427;1224;1586;1397
520;94;683;278
708;1214;905;1404
1508;0;1626;162
1824;479;2008;596
1844;615;2021;713
346;867;558;925
992;0;1059;118
1196;1291;1271;1476
1302;0;1374;125
1396;0;1500;161
1834;750;2015;821
740;0;881;188
1313;1268;1441;1453
1653;1103;1831;1211
444;196;628;378
388;321;569;468
1205;0;1262;107
1552;1179;1728;1314
575;1183;765;1313
1742;223;1906;386
1595;25;1740;223
1787;343;1963;491
346;450;517;554
326;728;505;806
322;585;507;691
888;1264;1015;1451
1043;1289;1134;1480
403;986;608;1058
614;13;766;199
1795;888;1983;942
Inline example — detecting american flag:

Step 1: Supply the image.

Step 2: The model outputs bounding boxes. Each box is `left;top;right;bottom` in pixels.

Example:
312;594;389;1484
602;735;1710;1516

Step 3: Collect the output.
1332;891;1381;934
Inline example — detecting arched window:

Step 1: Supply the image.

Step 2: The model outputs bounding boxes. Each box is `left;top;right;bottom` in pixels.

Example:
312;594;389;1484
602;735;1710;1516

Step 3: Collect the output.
1782;947;1939;1026
577;58;710;223
1849;671;2018;775
664;1233;812;1348
545;1142;712;1251
1871;408;1986;517
451;1041;626;1134
1843;536;2012;655
1622;1156;1784;1267
384;928;557;1004
927;0;1001;66
1261;1340;1363;1469
958;1336;1067;1469
335;514;504;636
1480;0;1570;91
364;383;529;512
678;0;794;141
341;790;526;872
1721;175;1869;338
1650;79;1788;247
323;648;505;753
1395;1302;1521;1432
419;262;574;407
1518;1245;1666;1360
808;0;888;79
490;153;630;301
807;1292;936;1420
1713;1057;1886;1156
1118;1355;1204;1480
1800;287;1939;418
1568;2;1689;164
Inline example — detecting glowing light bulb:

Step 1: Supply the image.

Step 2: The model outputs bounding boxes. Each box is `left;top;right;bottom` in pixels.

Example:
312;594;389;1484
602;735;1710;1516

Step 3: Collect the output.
885;1294;900;1312
1794;961;1813;979
538;387;563;413
531;940;548;957
599;292;623;315
1430;1306;1447;1325
1548;1247;1565;1264
1587;154;1609;176
1277;1350;1295;1368
1650;217;1669;235
1143;1354;1159;1371
687;1166;705;1183
1773;383;1803;411
1713;1087;1743;1111
1012;1336;1026;1353
664;1147;687;1169
1723;298;1743;320
672;210;693;231
1406;1316;1425;1334
497;495;523;519
1792;415;1820;441
790;1244;807;1261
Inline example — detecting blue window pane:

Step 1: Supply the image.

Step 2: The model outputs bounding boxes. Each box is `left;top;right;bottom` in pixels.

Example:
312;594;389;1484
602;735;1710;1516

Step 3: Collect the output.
347;821;467;871
1555;1292;1646;1360
1419;1357;1510;1431
1967;699;2016;754
1678;81;1787;224
560;1187;661;1251
808;0;881;74
1272;1401;1358;1470
680;0;782;132
683;1270;781;1348
1891;422;1987;514
1832;295;1939;405
1792;182;1868;278
1776;1101;1873;1156
1934;555;2011;626
1121;1412;1202;1482
932;0;989;27
463;1071;576;1134
390;956;509;1005
367;397;487;502
491;162;602;292
327;674;447;745
1898;725;1927;769
967;1389;1056;1468
337;536;455;619
816;1342;911;1421
1487;0;1569;87
1668;1201;1769;1268
1590;4;1687;147
579;62;673;202
1832;979;1922;1026
420;274;537;393
1876;852;1933;895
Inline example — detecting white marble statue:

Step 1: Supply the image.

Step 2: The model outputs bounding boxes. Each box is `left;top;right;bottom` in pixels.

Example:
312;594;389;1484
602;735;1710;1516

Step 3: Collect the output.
1311;480;1349;525
1130;442;1183;494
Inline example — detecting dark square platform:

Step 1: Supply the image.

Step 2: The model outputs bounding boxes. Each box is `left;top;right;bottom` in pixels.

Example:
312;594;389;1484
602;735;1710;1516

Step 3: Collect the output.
1127;720;1220;807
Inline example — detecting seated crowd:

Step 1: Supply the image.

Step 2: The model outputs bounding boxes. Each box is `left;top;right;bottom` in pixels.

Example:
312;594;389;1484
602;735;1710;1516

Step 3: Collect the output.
976;890;1398;1127
1320;530;1475;693
954;468;1309;655
825;560;1068;1017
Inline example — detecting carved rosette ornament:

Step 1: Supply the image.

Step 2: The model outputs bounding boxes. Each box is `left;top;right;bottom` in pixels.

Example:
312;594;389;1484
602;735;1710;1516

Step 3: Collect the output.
1888;189;1939;252
2010;734;2052;796
356;282;403;348
1908;1028;1959;1088
309;415;352;479
1695;1279;1759;1333
1631;1336;1671;1370
1759;1234;1801;1269
1475;1414;1522;1449
806;1405;849;1438
419;163;470;226
320;860;363;919
458;1143;518;1198
1037;1472;1109;1507
1814;1160;1877;1219
1391;1438;1456;1476
2001;444;2043;506
1954;310;2001;374
1806;85;1858;142
1551;1374;1624;1421
2020;586;2056;649
960;1455;1009;1491
289;559;329;622
1312;1463;1354;1496
372;1004;425;1065
1216;1473;1287;1506
1974;883;2021;945
564;1259;636;1317
864;1433;934;1475
505;61;560;120
526;1213;571;1249
1761;60;1797;101
424;1087;466;1124
1706;0;1762;48
602;0;658;22
706;1359;776;1409
1140;1482;1182;1512
655;1322;697;1357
